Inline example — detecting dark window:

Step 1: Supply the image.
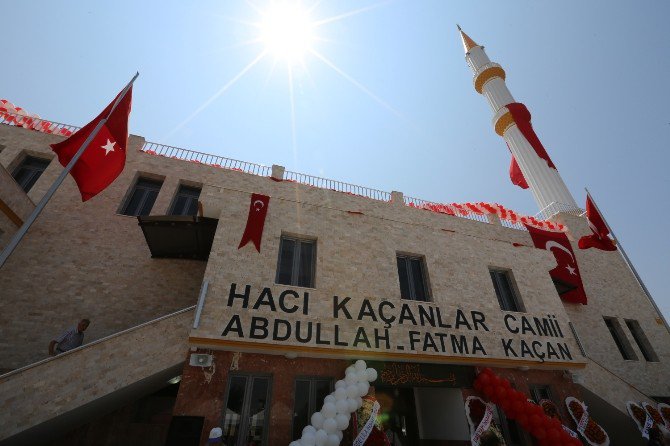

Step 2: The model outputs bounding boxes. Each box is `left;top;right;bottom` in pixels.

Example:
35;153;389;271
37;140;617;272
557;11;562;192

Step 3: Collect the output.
291;378;332;440
625;319;659;362
604;317;637;360
12;156;50;192
496;407;529;446
276;237;316;288
529;385;552;404
170;185;201;216
569;322;587;356
396;254;430;301
490;269;523;312
121;178;162;216
222;375;272;446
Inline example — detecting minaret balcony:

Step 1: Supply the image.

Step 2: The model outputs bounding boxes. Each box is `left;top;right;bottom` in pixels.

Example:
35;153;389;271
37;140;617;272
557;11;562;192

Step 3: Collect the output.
472;62;506;93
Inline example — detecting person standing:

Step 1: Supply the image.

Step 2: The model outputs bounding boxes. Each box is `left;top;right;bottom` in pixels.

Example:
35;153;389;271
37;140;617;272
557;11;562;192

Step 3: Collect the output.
48;319;90;355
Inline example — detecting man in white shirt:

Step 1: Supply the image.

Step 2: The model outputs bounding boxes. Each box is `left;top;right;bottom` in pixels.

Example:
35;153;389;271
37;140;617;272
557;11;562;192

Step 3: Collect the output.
49;319;90;355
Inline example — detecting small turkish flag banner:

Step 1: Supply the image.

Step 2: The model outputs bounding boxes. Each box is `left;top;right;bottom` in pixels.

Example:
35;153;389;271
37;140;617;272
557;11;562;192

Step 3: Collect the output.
50;85;133;201
238;193;270;252
525;224;588;305
578;196;617;251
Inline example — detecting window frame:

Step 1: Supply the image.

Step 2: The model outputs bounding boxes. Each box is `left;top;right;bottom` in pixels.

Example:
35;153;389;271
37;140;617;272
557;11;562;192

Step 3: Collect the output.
529;385;552;404
489;268;525;312
168;184;202;216
603;317;637;361
290;376;334;441
624;319;659;362
396;253;431;302
275;235;317;288
220;372;273;446
120;176;163;217
12;155;51;193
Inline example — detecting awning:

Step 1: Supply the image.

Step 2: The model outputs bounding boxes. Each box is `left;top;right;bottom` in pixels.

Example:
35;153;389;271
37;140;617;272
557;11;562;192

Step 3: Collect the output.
138;215;218;260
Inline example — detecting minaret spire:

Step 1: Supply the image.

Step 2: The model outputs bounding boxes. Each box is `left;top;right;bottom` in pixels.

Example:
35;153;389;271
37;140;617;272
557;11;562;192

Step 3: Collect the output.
459;27;578;214
457;25;479;53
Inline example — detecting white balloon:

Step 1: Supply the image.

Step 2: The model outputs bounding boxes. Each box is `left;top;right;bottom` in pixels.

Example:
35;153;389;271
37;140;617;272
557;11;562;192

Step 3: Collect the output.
311;411;325;429
324;395;336;404
315;429;328;446
346;384;359;398
303;425;317;436
335;379;346;389
334;387;347;401
289;442;301;446
346;398;357;412
323;417;338;433
355;359;367;371
357;381;370;397
302;432;316;446
365;368;378;382
326;433;340;446
356;370;367;383
344;372;357;384
322;402;337;419
336;413;350;430
355;396;363;409
345;365;356;375
335;398;349;414
336;430;343;441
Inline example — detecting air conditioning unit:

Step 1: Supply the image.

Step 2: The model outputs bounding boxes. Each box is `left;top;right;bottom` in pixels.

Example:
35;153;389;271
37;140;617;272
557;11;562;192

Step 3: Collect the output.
189;353;213;367
569;372;584;384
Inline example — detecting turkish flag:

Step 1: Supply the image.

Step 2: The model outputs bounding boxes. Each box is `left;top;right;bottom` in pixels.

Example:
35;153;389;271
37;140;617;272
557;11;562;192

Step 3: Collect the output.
578;196;617;251
50;85;132;201
525;224;587;305
238;193;270;252
506;102;556;170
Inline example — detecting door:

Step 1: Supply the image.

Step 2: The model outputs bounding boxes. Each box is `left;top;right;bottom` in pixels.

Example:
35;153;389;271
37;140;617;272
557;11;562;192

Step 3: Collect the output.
222;374;272;446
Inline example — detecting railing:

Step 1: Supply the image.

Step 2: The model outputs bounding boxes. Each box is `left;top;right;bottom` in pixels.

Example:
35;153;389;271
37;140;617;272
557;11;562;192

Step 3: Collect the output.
535;202;585;221
0;111;80;135
1;111;564;233
141;141;271;176
283;170;391;202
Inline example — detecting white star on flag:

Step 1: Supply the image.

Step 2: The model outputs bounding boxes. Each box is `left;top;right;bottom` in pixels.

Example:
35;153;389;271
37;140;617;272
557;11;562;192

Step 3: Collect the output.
566;265;576;276
101;139;116;155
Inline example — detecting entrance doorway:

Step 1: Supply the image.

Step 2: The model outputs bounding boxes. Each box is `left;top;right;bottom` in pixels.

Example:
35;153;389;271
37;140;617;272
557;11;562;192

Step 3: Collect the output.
376;386;471;446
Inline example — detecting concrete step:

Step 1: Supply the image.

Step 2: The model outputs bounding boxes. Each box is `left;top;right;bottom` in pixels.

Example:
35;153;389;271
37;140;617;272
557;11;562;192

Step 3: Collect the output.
0;307;194;444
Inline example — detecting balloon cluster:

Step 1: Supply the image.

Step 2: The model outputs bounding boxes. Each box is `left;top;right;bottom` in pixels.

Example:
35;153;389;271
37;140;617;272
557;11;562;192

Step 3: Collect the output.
290;360;378;446
473;368;581;446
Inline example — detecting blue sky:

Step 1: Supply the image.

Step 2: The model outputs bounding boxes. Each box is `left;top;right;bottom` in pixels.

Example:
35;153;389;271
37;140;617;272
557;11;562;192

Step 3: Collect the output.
2;1;669;320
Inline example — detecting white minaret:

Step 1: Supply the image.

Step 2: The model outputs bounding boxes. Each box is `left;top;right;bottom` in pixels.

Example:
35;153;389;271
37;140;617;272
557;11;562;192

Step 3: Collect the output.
458;26;579;214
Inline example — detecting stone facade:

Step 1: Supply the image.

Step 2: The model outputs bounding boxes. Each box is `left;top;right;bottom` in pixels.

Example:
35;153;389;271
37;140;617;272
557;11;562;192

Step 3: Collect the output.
0;122;669;443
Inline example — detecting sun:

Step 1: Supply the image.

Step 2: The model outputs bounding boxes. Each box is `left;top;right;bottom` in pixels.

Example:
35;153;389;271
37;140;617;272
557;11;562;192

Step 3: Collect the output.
259;2;315;64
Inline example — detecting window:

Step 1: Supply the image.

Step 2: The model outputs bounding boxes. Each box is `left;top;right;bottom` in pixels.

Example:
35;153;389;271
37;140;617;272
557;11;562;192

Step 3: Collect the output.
529;385;552;404
495;407;530;446
291;378;333;440
222;374;272;446
396;254;430;301
12;155;50;192
276;236;316;288
121;178;162;216
489;269;523;312
603;317;637;360
169;185;201;216
625;319;659;362
569;322;587;357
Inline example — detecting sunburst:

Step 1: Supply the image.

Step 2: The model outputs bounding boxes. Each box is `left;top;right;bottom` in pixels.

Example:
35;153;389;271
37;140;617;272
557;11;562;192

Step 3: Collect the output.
167;0;399;159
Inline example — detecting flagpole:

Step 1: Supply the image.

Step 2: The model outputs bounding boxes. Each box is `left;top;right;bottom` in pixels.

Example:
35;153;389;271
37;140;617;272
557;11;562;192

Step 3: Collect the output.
585;188;669;333
0;72;139;269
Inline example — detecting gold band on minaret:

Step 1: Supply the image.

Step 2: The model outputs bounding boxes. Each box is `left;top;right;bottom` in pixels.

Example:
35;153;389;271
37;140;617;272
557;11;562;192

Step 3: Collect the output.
494;111;515;136
474;65;506;94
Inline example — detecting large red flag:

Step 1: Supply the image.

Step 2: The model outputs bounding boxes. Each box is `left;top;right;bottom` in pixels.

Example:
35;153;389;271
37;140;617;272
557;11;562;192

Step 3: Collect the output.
50;85;133;201
578;196;617;251
238;193;270;252
525;224;587;305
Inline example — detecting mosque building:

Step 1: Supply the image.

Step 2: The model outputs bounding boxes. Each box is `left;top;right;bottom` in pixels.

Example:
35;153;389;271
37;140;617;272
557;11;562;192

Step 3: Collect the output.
0;27;668;446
